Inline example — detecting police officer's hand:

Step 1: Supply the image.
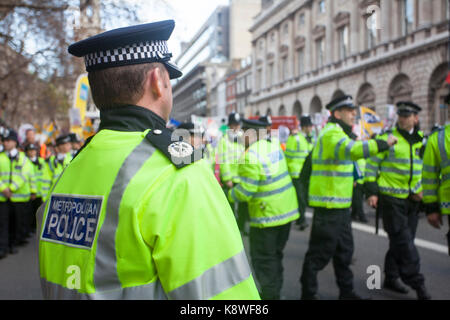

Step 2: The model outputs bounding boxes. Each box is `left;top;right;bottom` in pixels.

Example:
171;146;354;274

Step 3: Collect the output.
2;188;11;199
386;135;398;147
226;181;233;188
368;195;378;208
30;193;36;201
410;192;423;202
427;213;443;229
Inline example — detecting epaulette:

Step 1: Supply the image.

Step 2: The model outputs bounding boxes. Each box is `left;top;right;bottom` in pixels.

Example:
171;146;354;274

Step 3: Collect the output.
145;127;202;169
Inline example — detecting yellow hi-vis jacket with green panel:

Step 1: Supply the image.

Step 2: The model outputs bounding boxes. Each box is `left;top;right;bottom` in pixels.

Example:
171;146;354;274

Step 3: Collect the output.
308;122;380;209
37;115;259;300
422;125;450;215
217;131;244;184
285;132;314;179
0;151;36;202
364;127;424;199
29;157;46;198
42;153;73;201
228;138;299;228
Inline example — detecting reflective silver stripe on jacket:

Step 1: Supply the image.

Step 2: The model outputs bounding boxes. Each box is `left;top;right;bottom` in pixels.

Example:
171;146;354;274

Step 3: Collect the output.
380;167;422;176
253;181;293;198
40;278;166;300
309;195;352;203
167;249;251;300
335;138;346;159
94;139;156;295
311;171;353;177
250;208;299;225
240;171;289;186
379;186;409;195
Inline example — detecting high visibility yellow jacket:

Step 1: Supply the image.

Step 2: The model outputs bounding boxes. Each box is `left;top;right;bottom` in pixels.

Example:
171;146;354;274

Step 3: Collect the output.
0;151;36;202
29;157;46;198
365;127;424;199
422;124;450;215
285;132;314;179
309;121;381;209
228;138;299;228
217;131;244;184
37;106;259;300
42;153;72;201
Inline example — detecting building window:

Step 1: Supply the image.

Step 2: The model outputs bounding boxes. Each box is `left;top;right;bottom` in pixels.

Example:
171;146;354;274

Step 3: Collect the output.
318;0;326;14
338;26;349;60
367;11;377;49
267;63;274;86
316;38;325;68
401;0;414;36
444;0;450;20
297;48;304;76
256;69;262;91
298;13;305;28
281;56;288;81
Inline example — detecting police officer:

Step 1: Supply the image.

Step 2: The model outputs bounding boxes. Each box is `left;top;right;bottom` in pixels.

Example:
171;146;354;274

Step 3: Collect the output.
364;101;431;300
25;143;46;227
0;129;35;256
217;112;247;232
422;124;450;253
285;115;315;231
300;95;397;300
37;20;259;300
217;112;244;188
228;118;299;300
42;134;73;200
69;133;83;158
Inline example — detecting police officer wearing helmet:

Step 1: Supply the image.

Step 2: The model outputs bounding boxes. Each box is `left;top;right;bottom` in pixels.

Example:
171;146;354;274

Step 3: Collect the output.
300;95;397;300
37;20;259;300
364;101;431;299
229;117;299;300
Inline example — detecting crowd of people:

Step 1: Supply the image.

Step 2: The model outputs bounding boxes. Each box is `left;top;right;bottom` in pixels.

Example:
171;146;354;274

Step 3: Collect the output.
0;127;84;259
184;94;449;300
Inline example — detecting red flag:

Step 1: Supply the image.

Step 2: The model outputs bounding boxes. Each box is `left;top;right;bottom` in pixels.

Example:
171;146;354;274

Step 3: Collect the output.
446;71;450;84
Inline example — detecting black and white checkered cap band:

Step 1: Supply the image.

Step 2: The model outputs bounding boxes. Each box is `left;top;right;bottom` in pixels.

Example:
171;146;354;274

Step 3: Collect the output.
331;98;355;110
84;40;170;70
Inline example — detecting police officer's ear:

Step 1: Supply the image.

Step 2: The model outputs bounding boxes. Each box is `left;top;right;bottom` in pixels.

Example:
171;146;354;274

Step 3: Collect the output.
149;66;165;99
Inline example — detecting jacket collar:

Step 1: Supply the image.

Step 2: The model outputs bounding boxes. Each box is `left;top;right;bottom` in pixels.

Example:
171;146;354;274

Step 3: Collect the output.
98;105;167;132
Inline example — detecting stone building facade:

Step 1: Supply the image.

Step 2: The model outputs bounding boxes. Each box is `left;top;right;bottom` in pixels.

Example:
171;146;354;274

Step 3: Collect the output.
249;0;450;132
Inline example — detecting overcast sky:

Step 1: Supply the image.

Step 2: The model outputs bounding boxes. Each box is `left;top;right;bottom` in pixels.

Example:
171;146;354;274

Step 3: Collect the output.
136;0;230;57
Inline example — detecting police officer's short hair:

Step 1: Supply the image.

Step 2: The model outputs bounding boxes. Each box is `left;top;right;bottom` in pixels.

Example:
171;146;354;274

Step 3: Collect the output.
88;63;163;111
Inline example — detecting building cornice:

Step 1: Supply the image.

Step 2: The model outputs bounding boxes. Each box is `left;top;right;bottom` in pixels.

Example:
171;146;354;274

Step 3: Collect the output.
250;31;449;105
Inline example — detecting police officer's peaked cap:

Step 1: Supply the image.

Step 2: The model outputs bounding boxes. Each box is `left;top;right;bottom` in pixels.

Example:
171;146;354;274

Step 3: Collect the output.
242;119;269;130
326;95;357;112
258;115;272;127
228;112;241;126
177;122;204;135
25;143;38;151
69;133;82;143
68;20;182;79
3;128;18;142
396;101;422;116
55;134;72;146
300;115;313;127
